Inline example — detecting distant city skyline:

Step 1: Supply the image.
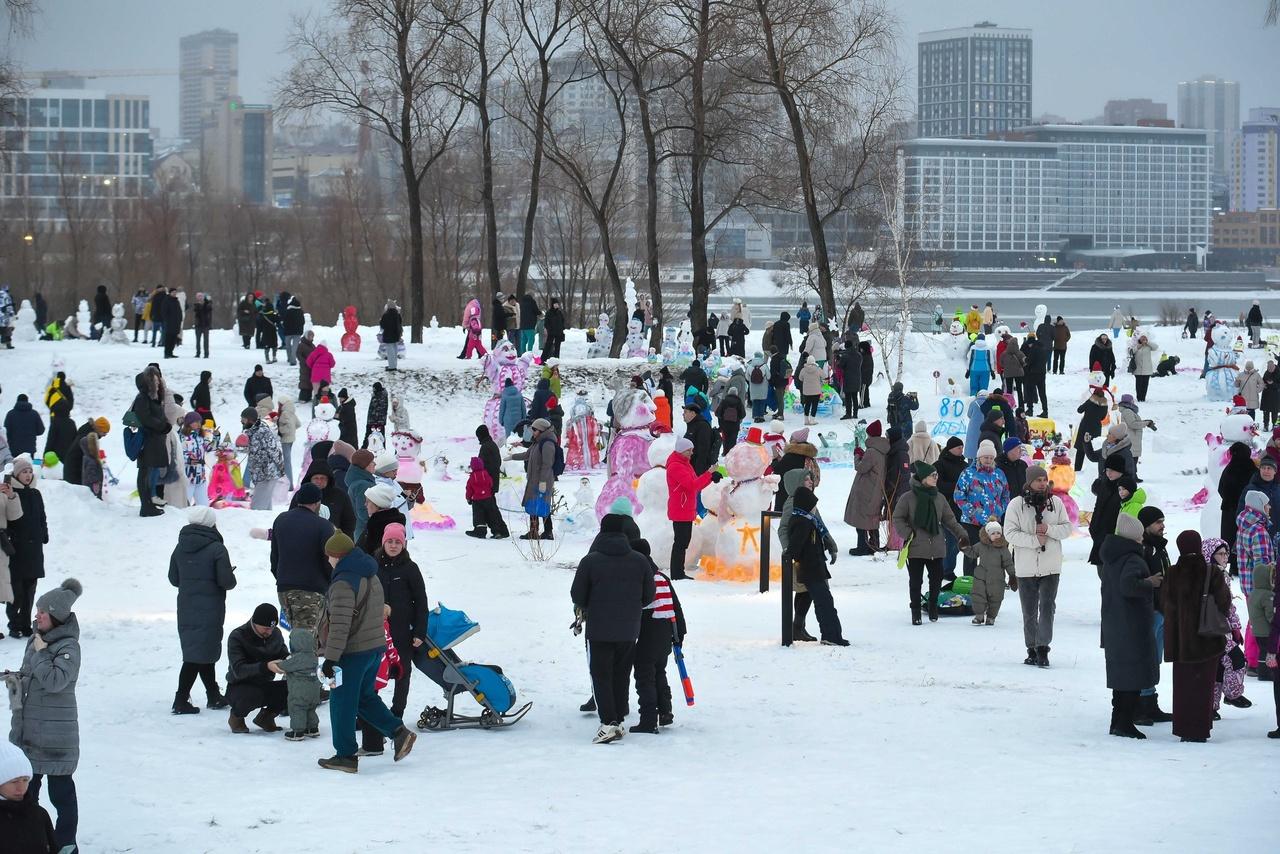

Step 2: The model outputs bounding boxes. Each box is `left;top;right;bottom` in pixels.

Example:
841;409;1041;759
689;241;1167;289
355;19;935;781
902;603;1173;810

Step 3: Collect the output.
9;0;1280;137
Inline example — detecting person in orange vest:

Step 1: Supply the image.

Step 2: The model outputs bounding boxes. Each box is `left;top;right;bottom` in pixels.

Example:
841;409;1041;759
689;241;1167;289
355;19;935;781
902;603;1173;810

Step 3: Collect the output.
653;389;673;432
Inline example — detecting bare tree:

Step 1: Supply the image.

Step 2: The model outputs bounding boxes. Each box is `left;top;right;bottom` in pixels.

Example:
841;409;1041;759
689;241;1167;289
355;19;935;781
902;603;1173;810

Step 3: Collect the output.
1268;0;1278;25
738;0;902;320
280;0;469;342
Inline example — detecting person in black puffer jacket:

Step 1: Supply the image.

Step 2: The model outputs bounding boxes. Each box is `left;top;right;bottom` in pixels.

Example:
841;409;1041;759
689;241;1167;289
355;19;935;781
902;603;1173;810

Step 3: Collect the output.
935;436;969;578
681;403;716;475
0;740;58;854
3;395;45;459
290;458;356;537
131;369;173;517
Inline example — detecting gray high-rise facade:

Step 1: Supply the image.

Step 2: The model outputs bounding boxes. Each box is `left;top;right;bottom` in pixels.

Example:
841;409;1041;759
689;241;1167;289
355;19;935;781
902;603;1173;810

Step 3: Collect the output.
179;28;238;141
1177;75;1240;181
918;22;1031;139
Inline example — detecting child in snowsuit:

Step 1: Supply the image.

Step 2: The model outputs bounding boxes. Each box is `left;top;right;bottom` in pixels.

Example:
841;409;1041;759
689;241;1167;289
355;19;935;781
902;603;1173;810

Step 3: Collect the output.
630;539;687;733
464;456;509;539
1203;537;1251;709
181;413;212;506
1247;560;1274;682
277;627;322;740
80;431;104;499
963;520;1016;625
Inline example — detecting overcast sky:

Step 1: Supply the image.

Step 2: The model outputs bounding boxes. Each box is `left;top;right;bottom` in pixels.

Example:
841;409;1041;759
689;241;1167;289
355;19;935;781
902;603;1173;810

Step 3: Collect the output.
10;0;1280;137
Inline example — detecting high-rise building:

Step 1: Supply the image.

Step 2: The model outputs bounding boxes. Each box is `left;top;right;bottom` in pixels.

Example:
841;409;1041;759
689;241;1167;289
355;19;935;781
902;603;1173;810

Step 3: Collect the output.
1177;74;1240;180
900;125;1211;264
917;22;1032;139
0;86;153;222
180;29;238;141
202;97;273;203
1103;98;1168;126
1231;107;1280;212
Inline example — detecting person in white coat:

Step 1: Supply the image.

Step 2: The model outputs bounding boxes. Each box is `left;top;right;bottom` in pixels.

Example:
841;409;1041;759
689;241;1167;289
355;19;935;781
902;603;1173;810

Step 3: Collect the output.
1002;465;1072;668
1110;307;1125;339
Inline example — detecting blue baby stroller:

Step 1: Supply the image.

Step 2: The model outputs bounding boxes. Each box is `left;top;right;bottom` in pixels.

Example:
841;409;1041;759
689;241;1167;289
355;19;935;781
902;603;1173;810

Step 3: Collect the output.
413;603;532;731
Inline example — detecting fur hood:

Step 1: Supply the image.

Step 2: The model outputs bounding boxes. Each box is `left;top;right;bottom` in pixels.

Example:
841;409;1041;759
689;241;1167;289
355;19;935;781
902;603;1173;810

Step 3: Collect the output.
979;527;1008;548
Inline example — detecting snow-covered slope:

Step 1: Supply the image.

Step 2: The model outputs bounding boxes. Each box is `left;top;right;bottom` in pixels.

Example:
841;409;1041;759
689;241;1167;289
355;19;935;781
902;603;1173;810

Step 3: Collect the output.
0;319;1272;852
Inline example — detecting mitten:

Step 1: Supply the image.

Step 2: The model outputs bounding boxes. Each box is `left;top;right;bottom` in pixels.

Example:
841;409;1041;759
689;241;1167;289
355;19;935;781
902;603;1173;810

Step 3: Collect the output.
321;659;336;679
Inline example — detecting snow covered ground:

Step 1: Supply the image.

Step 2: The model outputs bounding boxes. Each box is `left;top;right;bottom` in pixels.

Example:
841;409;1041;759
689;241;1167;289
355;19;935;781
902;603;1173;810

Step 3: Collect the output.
0;315;1275;853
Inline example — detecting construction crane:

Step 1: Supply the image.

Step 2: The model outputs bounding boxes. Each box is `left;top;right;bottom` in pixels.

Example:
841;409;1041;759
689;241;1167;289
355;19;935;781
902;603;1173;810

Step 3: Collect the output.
21;69;179;88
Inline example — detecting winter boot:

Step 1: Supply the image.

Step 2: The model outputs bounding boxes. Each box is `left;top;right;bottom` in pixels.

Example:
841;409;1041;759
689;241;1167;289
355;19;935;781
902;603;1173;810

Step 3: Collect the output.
579;696;597;713
465;526;488;539
252;708;282;732
1035;646;1050;668
1024;647;1038;666
519;518;540;540
793;622;817;642
357;743;384;757
285;730;307;741
1111;694;1146;740
228;713;250;734
1269;728;1280;739
629;716;660;734
1223;694;1253;709
540;517;554;540
318;755;359;773
206;691;229;710
849;529;874;557
658;712;674;727
793;593;815;641
171;693;200;715
1258;666;1273;682
393;726;417;761
972;615;986;625
821;637;851;647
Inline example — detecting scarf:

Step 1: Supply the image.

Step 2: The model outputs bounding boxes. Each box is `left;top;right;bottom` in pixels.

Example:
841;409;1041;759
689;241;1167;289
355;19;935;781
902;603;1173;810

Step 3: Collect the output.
790;507;830;544
1022;485;1051;518
910;482;940;536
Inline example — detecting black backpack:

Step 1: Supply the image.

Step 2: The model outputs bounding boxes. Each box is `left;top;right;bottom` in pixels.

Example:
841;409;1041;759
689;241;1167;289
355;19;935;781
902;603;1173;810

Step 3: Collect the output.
750;365;765;385
552;442;566;477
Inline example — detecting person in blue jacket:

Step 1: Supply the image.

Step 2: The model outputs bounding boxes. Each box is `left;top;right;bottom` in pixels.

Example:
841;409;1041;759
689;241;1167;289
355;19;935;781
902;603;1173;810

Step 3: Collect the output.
498;378;526;440
963;391;989;460
966;335;995;397
797;301;811;335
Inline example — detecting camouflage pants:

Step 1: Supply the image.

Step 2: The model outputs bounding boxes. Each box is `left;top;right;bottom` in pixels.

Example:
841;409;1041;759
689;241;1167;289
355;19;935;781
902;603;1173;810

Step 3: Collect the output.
279;590;326;633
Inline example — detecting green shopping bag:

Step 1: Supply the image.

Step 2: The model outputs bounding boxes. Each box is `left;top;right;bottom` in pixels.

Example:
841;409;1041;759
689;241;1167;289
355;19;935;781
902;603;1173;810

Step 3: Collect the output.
896;536;912;569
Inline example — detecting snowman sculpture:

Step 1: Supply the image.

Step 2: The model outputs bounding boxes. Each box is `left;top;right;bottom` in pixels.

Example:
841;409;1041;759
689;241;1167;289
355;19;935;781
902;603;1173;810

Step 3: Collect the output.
676;319;695;363
587;312;613;359
13;300;37;343
634;433;680;557
660;326;678;362
1033;303;1048;330
106;303;130;344
625;318;648;358
392;428;455;530
1204;324;1241;401
704;427;780;582
301;396;341;474
595;387;657;520
481;340;535;441
76;300;91;336
563;390;602;471
1195;411;1258;531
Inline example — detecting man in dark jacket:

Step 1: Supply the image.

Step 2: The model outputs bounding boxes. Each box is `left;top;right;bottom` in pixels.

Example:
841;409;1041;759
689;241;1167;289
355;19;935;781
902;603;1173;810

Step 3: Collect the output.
192;293;214;358
681;403;716;475
570;516;656;743
541;298;566;361
490;293;507;347
225;603;290;733
680;361;709;396
772;311;793;356
518;293;540;355
92;284;110;327
281;294;305;366
978;408;1007;450
270;484;336;632
161;288;183;358
476;424;503;487
290;461;356;536
243;365;273;408
935;436;968;578
996;438;1028;499
1023;336;1050;418
380;301;403;372
1134;505;1174;727
130;370;172;517
837;342;862;419
4;394;45;457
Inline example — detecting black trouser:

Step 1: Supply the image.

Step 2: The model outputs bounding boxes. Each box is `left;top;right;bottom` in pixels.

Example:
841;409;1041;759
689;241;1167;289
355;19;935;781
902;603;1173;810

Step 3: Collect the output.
721;422;740;455
540;336;562;361
195;328;210;357
177;661;221;699
671;521;693;576
138;465;158;515
1265;408;1278;431
907;556;943;619
717;335;729;356
241;332;252;349
805;573;843;641
227;680;288;718
961;522;981;574
471;497;509;536
163;331;179;358
1272;660;1280;728
6;576;37;634
794;591;812;629
843;388;859;418
860;382;871;409
588;639;636;724
1052;349;1066;374
31;773;77;852
362;644;413;750
1026;372;1047;413
633;622;673;722
133;313;143;340
1135;374;1151;402
1003;376;1022;404
802;394;820;417
771;381;788;417
730;336;745;357
1112;689;1140;729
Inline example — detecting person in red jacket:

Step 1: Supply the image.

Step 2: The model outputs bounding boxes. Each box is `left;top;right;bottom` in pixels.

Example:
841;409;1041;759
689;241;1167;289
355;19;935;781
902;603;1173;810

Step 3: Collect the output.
666;437;719;580
464;456;509;539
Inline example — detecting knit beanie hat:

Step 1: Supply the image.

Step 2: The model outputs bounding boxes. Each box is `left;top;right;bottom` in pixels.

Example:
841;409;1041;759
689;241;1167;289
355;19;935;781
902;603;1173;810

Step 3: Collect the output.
1245;490;1270;512
1002;437;1022;453
887;426;903;443
1261;456;1279;471
1175;529;1202;557
373;452;399;476
984;520;1003;536
944;436;964;452
0;740;33;788
911;461;936;480
1115;512;1144;543
351;449;375;470
93;416;111;435
866;420;883;438
35;578;82;624
331;440;356;461
600;515;625;534
382;522;407;544
295;482;324;505
187;506;217;528
241;407;259;423
531;418;552;432
608;496;634;517
976;440;997;460
632;538;651;557
790;428;810;444
364;483;398;509
1105;453;1127;474
1137;506;1164;527
183;411;203;427
10;455;32;479
251;603;279;628
325;531;355;557
1025;465;1049;484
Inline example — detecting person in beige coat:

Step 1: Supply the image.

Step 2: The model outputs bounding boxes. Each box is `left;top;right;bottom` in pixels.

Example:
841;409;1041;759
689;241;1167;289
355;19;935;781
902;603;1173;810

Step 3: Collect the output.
907;420;939;465
845;420;889;555
276;397;300;488
1236;360;1265;419
1002;465;1073;667
1130;332;1160;402
162;399;191;510
797;356;826;425
0;478;22;613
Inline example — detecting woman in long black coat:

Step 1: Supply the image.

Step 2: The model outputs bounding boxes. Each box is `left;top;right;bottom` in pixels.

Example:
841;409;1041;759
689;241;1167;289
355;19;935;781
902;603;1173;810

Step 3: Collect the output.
6;458;47;638
168;508;237;713
43;396;76;461
1099;514;1162;738
1218;441;1258;553
858;339;874;409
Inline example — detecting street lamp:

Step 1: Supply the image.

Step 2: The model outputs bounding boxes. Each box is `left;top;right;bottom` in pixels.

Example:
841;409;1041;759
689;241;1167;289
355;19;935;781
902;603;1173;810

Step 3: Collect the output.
23;234;33;244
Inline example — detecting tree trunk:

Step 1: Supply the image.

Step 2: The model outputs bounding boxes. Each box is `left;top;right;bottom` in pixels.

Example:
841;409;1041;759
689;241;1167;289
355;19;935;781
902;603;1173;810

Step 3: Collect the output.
596;213;628;358
477;10;502;304
515;59;552;300
637;91;663;351
687;0;711;333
